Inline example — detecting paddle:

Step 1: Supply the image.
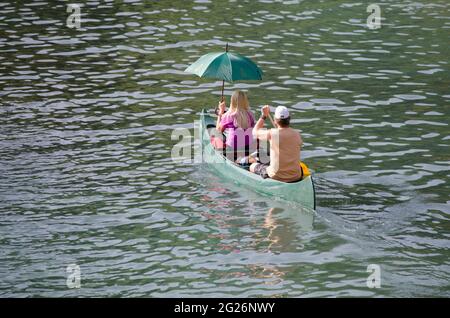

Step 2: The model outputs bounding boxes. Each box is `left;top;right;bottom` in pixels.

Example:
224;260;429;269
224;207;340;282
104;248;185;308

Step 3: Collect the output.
267;112;276;128
255;106;276;163
265;110;275;158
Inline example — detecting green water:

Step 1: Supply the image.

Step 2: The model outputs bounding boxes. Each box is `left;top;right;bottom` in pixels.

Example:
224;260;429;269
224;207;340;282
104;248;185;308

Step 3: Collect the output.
0;0;449;297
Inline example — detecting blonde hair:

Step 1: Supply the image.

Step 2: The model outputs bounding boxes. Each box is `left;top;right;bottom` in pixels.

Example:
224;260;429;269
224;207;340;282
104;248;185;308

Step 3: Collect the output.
229;90;251;129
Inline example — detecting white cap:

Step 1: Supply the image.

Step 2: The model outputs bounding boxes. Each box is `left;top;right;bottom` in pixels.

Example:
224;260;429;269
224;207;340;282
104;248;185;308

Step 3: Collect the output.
274;106;289;119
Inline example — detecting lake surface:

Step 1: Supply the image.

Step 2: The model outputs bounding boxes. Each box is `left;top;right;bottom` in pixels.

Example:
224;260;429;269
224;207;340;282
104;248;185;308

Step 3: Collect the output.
0;0;449;297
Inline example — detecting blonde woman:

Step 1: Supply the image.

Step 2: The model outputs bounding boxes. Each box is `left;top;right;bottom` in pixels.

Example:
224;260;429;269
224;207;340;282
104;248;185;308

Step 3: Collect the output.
215;90;255;152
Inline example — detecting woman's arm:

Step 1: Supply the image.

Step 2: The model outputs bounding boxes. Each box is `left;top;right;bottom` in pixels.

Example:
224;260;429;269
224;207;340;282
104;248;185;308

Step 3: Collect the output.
216;101;226;132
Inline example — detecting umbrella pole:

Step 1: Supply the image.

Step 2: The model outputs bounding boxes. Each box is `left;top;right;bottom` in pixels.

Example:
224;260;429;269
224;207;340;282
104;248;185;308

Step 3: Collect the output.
214;80;225;115
221;43;228;103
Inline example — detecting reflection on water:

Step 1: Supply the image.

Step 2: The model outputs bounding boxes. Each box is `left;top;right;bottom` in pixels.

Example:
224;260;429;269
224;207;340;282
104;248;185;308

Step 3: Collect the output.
263;207;313;252
198;172;315;251
0;0;449;297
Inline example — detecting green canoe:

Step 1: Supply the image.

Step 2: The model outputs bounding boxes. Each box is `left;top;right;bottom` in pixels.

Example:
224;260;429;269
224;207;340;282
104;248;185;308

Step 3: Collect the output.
200;110;316;210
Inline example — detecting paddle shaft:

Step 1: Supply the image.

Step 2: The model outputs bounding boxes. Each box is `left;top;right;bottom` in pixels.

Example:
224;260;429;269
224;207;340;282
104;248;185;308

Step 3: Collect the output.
259;105;276;127
256;109;276;162
267;112;276;128
256;109;275;162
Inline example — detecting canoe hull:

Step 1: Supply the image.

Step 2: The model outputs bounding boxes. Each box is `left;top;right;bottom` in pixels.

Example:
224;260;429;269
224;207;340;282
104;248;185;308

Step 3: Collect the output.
200;110;316;210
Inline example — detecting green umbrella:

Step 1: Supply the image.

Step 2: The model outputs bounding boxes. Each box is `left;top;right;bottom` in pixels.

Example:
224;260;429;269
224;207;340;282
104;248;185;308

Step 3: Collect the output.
184;44;263;102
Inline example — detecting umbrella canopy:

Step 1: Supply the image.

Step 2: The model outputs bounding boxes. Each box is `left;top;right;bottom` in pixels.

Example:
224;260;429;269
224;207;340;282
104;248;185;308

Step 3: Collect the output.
184;51;263;83
184;44;263;102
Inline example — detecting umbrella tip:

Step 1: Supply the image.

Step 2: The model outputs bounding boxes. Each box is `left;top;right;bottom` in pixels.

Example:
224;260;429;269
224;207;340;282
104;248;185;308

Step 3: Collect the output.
225;42;228;52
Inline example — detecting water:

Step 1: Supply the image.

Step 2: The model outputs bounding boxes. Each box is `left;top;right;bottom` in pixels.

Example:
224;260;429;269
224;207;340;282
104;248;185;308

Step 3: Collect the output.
0;0;449;297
